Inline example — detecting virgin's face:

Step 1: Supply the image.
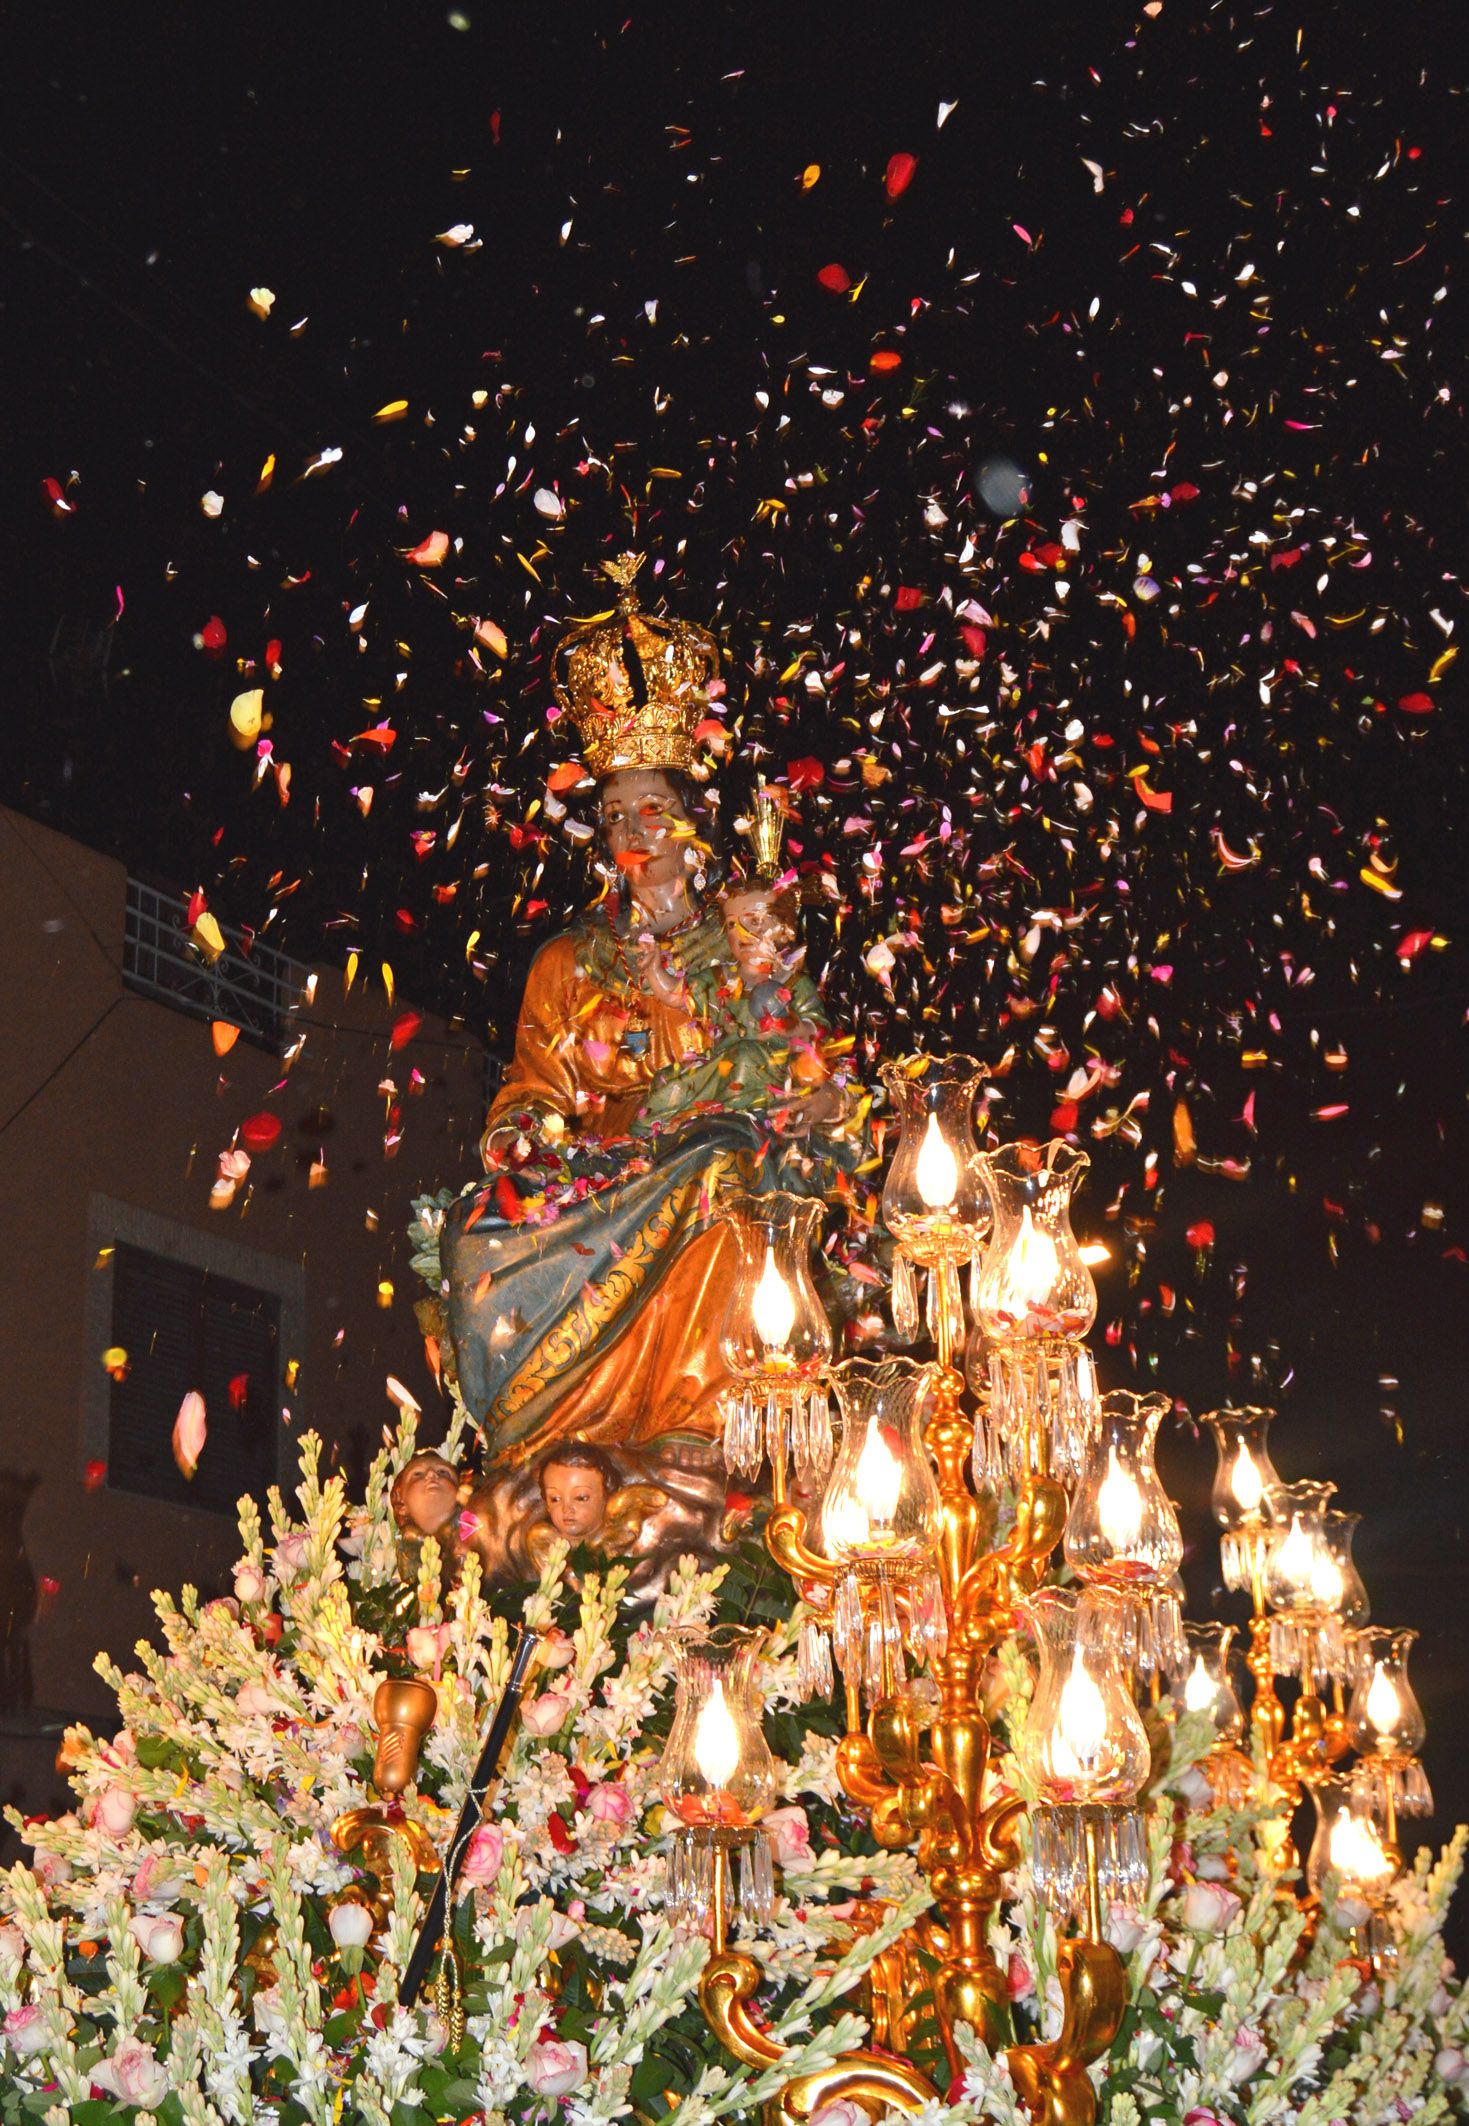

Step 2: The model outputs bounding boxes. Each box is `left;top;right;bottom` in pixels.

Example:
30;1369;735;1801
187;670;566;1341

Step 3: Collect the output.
600;770;691;894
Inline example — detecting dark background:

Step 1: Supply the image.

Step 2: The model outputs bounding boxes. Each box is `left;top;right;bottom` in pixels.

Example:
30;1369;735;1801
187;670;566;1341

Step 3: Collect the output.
2;3;1465;1940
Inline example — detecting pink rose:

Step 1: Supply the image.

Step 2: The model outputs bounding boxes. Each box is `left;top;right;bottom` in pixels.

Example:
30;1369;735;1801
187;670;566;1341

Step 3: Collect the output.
1225;2027;1268;2086
129;1913;185;1963
537;1628;576;1671
525;2036;588;2097
234;1564;268;1604
33;1848;71;1887
1105;1901;1149;1955
92;2034;169;2107
273;1532;311;1584
521;1692;571;1737
459;1823;505;1887
406;1623;453;1678
1180;1881;1242;1935
1184;2111;1228;2126
764;1805;814;1873
3;2003;47;2059
810;2104;865;2126
1434;2049;1469;2087
235;1682;279;1717
1007;1950;1036;2003
131;1851;179;1903
93;1785;137;1837
585;1781;633;1827
0;1922;25;1962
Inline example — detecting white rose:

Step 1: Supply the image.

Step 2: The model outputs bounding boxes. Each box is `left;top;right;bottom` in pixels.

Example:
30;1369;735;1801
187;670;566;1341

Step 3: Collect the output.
1180;1881;1242;1934
129;1914;184;1963
329;1899;375;1950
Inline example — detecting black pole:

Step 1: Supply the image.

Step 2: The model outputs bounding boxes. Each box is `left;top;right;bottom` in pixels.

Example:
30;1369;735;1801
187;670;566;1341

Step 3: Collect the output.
401;1625;541;2009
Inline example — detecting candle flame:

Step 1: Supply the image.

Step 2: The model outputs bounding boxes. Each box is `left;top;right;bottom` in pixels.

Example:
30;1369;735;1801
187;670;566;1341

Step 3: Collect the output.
1096;1445;1145;1557
1183;1653;1217;1715
1275;1512;1315;1592
751;1243;797;1351
853;1419;904;1527
914;1112;961;1211
1055;1641;1108;1774
1229;1441;1264;1514
693;1677;741;1789
1329;1806;1390;1885
1000;1207;1061;1314
1365;1662;1402;1737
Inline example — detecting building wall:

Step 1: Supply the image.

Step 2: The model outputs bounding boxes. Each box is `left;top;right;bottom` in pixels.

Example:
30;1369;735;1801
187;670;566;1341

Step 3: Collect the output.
0;807;488;1821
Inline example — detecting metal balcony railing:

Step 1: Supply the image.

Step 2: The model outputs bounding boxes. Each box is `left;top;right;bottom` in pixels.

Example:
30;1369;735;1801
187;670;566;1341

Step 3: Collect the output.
123;878;312;1051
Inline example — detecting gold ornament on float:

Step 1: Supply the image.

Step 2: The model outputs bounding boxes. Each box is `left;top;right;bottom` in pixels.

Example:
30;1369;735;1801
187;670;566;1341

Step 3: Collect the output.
554;551;720;778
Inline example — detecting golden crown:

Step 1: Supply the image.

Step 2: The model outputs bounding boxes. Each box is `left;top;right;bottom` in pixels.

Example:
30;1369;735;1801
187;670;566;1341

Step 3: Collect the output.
553;552;720;779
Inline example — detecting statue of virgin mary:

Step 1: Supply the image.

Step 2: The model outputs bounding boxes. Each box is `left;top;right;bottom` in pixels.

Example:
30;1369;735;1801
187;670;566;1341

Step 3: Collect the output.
430;556;852;1484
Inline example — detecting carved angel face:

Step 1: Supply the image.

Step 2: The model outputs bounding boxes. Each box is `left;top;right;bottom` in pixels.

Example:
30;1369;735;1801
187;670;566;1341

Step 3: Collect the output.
540;1460;609;1542
392;1454;461;1536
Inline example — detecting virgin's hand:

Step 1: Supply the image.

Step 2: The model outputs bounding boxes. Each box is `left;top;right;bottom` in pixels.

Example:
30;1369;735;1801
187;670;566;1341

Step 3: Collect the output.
768;1082;844;1138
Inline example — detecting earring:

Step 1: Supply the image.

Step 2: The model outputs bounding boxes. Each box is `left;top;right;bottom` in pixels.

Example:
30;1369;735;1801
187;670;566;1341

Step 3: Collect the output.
693;866;708;894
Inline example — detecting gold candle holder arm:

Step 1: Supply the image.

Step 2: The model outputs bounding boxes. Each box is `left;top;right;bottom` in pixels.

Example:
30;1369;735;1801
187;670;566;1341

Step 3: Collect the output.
1007;1937;1127;2126
698;1834;940;2122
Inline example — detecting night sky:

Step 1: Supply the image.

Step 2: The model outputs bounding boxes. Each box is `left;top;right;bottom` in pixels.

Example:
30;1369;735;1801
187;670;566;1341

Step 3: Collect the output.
4;2;1466;1928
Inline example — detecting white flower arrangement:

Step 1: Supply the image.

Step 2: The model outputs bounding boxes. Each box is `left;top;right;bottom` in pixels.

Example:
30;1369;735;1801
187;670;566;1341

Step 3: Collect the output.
0;1421;1462;2125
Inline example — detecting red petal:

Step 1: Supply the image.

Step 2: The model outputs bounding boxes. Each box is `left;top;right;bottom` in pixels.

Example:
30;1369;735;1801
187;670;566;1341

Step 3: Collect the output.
817;263;851;293
869;349;902;373
1397;692;1435;715
884;152;918;198
239;1112;282;1153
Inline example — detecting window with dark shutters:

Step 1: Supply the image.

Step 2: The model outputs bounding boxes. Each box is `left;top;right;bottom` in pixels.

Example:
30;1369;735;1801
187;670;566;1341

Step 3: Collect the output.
106;1243;280;1515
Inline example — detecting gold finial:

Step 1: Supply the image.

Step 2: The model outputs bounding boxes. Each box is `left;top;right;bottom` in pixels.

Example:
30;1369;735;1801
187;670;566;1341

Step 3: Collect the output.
554;556;720;779
602;550;646;598
749;783;786;880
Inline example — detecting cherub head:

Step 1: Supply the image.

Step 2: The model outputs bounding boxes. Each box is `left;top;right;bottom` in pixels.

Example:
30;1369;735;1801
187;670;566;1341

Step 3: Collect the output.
719;879;799;986
537;1441;618;1543
390;1450;463;1538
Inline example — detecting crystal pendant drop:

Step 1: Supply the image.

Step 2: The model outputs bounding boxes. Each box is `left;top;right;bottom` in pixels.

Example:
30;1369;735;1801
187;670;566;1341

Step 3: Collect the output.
808;1384;833;1475
892;1251;920;1343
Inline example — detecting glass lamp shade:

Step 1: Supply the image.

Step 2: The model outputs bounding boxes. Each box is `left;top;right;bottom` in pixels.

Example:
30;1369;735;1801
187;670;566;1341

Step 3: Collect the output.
1018;1586;1152;1806
819;1358;941;1572
879;1054;990;1264
975;1140;1097;1344
1265;1478;1349;1683
717;1190;834;1485
1304;1775;1392;1906
719;1191;830;1379
1170;1622;1245;1746
1202;1405;1283;1598
1064;1392;1182;1589
1321;1510;1370;1629
1264;1480;1339;1614
658;1625;778;1831
1347;1628;1426;1759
